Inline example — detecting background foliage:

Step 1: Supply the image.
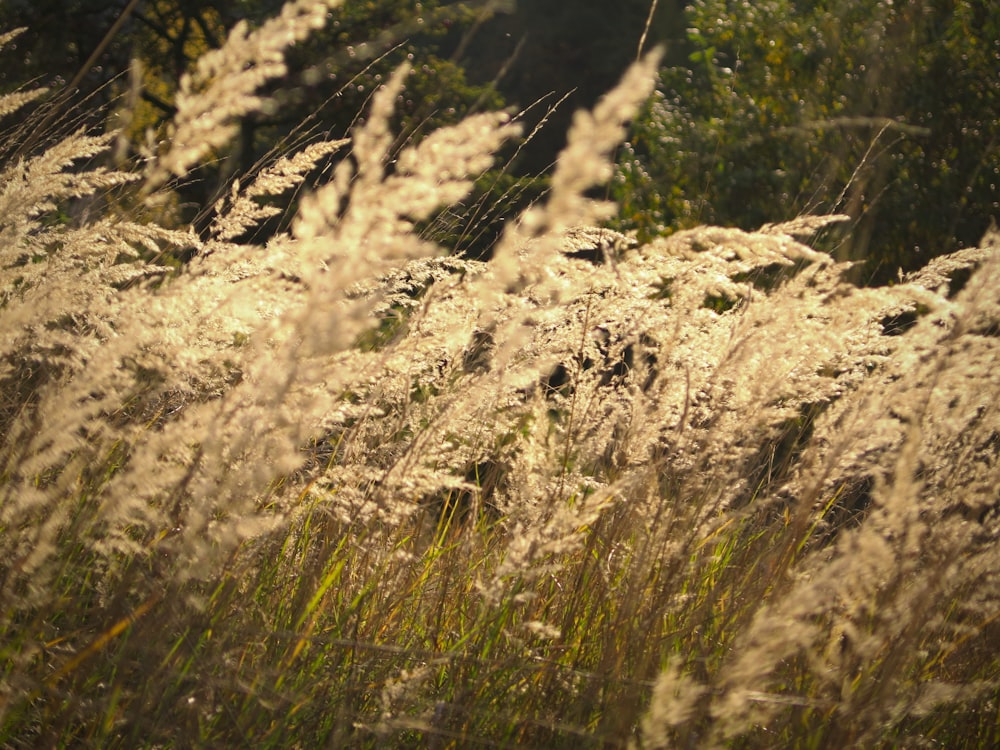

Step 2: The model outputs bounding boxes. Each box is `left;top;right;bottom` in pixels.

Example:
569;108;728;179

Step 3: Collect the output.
614;0;1000;282
4;1;995;278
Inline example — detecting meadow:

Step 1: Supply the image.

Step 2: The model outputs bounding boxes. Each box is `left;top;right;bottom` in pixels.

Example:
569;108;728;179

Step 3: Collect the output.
1;2;998;747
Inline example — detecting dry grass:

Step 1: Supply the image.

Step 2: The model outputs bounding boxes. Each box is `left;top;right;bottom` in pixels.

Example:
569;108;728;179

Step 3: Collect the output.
1;6;998;748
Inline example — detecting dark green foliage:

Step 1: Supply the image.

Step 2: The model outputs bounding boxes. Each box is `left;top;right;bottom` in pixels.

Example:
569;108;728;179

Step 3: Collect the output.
614;0;1000;283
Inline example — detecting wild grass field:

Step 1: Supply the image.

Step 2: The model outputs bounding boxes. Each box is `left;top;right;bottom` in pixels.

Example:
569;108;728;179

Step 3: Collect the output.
1;2;999;747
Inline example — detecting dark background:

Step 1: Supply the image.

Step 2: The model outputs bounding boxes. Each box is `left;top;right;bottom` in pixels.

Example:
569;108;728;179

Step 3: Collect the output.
0;0;687;169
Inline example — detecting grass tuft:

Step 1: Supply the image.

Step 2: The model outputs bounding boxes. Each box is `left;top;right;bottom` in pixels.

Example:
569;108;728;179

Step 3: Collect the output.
1;3;998;748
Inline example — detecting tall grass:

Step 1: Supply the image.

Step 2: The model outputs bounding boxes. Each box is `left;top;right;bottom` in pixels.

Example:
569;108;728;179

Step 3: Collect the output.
2;3;999;747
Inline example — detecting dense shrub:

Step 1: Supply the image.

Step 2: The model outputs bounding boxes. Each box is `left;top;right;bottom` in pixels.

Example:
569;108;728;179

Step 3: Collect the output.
614;0;1000;283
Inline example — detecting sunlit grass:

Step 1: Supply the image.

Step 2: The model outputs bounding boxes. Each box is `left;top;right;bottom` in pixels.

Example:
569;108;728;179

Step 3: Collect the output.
1;4;999;748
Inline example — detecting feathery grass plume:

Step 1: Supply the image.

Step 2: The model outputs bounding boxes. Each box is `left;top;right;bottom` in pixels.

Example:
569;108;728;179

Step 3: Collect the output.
0;127;168;455
241;67;519;526
2;1;1000;744
0;20;263;593
1;5;525;732
0;27;25;51
296;54;666;568
1;57;520;601
209;136;350;242
144;0;343;191
0;29;47;121
0;84;47;121
488;48;664;298
638;225;1000;747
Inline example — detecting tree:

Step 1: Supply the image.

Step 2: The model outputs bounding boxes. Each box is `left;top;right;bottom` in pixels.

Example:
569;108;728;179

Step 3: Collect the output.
614;0;1000;282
